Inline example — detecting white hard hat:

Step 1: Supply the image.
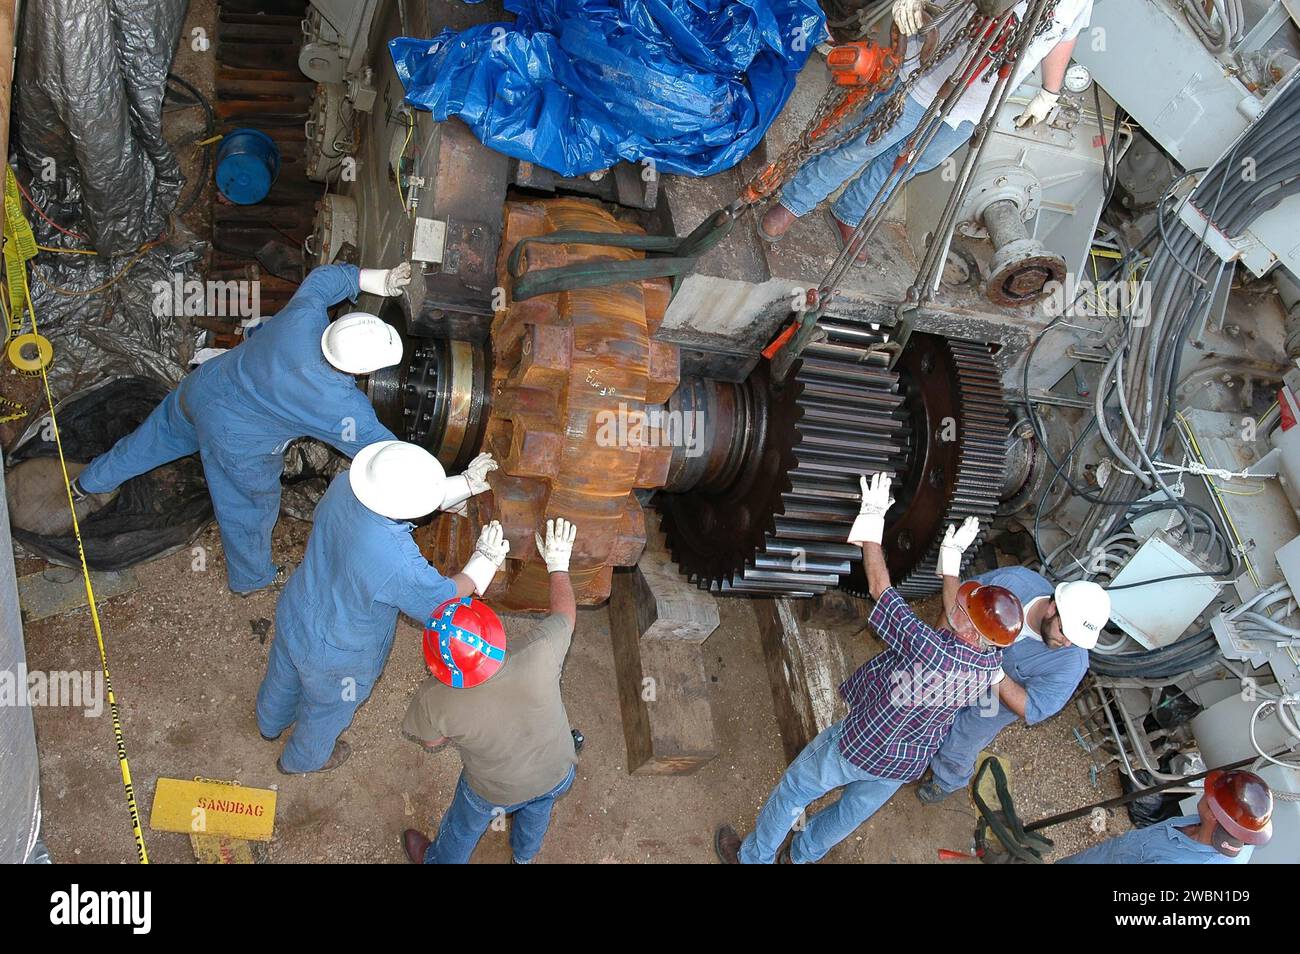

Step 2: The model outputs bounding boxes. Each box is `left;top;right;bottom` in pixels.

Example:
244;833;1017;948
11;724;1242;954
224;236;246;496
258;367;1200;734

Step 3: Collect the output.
320;312;403;374
348;440;448;520
1053;580;1111;649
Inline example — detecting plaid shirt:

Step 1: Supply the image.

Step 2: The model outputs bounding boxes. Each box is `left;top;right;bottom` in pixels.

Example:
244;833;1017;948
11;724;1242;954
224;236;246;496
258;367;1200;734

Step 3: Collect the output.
838;587;1004;780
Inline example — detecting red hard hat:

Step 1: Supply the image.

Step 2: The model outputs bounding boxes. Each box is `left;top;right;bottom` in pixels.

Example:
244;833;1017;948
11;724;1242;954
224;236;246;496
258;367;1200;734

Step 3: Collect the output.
956;581;1023;647
423;596;507;689
1204;769;1273;846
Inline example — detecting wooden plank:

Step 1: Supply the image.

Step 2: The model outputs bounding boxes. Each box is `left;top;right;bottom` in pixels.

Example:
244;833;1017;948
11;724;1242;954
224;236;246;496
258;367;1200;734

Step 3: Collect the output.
753;598;850;763
18;568;138;623
628;512;719;644
608;549;720;775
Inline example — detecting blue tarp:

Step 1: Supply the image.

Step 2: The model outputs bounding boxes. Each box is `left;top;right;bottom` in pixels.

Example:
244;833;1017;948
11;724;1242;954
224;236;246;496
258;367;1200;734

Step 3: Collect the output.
389;0;826;178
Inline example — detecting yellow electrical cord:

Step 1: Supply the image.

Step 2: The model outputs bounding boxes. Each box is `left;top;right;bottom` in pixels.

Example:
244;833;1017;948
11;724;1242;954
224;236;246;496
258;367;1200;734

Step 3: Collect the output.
38;239;161;297
395;113;415;213
35;244;97;256
12;215;150;862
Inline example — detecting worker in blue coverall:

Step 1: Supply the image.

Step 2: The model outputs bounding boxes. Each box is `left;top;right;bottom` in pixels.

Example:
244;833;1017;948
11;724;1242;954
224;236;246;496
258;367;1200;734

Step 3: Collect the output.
65;262;412;594
917;566;1111;803
257;439;509;774
1058;769;1273;864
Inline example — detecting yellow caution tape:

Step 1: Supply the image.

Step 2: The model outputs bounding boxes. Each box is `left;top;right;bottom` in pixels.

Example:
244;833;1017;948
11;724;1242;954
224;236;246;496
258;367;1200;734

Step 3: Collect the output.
7;331;53;375
3;167;37;335
8;173;149;862
0;396;27;425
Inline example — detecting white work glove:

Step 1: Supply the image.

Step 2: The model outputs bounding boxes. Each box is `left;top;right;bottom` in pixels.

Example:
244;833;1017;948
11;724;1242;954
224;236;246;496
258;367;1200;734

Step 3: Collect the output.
892;0;927;35
535;517;578;574
358;261;412;296
463;452;498;495
439;452;498;514
460;520;510;595
938;516;981;578
848;473;893;545
1014;88;1061;128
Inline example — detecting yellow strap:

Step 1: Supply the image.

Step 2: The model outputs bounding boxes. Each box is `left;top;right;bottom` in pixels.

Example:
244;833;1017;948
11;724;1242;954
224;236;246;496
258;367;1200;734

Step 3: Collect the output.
9;171;149;862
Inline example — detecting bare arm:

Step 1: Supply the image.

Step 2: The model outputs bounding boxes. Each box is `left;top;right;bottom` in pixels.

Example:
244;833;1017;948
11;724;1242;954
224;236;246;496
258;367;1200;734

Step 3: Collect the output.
998;674;1029;719
1039;38;1077;93
861;541;893;601
549;570;576;627
942;574;960;620
449;573;477;599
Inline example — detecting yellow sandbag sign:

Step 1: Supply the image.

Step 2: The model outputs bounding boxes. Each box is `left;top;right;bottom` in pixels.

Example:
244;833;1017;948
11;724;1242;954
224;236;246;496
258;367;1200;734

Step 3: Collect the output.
149;777;276;842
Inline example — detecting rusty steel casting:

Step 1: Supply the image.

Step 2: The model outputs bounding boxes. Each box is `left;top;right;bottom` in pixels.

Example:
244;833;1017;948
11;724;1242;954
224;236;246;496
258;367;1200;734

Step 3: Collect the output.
419;198;680;610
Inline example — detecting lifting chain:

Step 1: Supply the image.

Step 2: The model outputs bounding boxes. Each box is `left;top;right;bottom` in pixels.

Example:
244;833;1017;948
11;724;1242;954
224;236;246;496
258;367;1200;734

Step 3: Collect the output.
736;0;1060;212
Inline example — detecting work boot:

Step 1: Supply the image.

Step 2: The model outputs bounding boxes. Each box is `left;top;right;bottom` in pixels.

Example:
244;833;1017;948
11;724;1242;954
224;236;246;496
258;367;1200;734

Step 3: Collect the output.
916;781;954;805
277;739;351;775
5;458;118;536
234;564;289;599
402;828;431;864
829;212;871;266
757;203;798;243
714;824;743;864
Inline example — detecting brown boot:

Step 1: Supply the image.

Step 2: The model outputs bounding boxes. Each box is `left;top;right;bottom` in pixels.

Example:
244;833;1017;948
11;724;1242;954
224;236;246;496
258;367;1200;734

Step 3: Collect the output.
714;824;743;864
402;828;431;864
830;213;871;267
277;739;351;775
757;203;798;243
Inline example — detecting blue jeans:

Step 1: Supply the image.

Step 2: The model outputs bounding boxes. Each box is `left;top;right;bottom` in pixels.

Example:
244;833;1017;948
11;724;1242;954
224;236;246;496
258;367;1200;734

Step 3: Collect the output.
927;703;1019;795
779;84;976;227
740;721;903;864
425;765;576;864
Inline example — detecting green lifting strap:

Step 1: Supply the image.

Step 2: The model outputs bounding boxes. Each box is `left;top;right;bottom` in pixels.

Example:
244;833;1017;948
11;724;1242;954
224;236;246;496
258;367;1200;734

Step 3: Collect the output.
972;755;1055;864
506;207;737;301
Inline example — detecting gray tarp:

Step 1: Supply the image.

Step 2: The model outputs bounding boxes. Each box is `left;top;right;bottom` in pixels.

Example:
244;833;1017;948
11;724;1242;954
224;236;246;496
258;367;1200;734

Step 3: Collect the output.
13;0;196;393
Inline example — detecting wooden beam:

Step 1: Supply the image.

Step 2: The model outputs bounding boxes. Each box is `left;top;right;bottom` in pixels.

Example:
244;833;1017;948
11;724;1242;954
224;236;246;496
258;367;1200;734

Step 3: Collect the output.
607;514;720;775
752;598;850;763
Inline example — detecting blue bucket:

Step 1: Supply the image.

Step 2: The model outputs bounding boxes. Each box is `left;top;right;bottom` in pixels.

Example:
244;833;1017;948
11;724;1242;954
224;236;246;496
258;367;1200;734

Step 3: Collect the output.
215;128;281;205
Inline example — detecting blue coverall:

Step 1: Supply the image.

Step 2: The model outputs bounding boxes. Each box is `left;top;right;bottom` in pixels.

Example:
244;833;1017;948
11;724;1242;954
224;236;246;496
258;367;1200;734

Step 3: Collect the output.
77;264;396;593
256;472;458;772
927;566;1090;795
1057;814;1254;864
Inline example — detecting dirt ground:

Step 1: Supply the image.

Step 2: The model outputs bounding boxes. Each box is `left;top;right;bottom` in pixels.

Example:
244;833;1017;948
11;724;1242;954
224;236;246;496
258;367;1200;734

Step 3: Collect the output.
23;520;1127;864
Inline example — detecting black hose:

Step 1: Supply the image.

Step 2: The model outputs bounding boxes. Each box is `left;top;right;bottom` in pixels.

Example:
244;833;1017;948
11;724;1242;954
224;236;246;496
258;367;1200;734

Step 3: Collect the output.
167;72;217;218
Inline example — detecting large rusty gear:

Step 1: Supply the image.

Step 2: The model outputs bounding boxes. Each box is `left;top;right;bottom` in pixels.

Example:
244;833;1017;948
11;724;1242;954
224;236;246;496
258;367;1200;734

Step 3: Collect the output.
845;333;1008;597
419;198;679;611
657;323;910;596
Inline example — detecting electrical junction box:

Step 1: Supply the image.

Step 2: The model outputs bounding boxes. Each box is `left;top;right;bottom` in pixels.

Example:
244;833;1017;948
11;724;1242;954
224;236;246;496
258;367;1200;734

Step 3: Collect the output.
412;216;447;265
1108;530;1225;649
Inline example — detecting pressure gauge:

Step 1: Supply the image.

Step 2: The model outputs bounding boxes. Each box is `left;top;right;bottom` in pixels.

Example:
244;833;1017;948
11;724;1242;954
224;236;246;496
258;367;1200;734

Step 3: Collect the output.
1064;63;1093;94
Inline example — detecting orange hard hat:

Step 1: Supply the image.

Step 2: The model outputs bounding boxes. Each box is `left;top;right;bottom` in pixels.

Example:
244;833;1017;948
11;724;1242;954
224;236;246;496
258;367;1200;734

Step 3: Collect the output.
1204;769;1273;846
956;581;1023;647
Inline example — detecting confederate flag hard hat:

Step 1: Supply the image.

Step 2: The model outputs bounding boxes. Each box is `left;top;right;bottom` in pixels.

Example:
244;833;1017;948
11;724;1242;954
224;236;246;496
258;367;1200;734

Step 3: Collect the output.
423;596;507;688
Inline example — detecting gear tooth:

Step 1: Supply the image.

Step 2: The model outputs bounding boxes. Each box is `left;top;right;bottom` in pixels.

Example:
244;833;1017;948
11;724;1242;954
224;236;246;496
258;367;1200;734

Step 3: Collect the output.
657;325;908;596
659;330;1008;600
